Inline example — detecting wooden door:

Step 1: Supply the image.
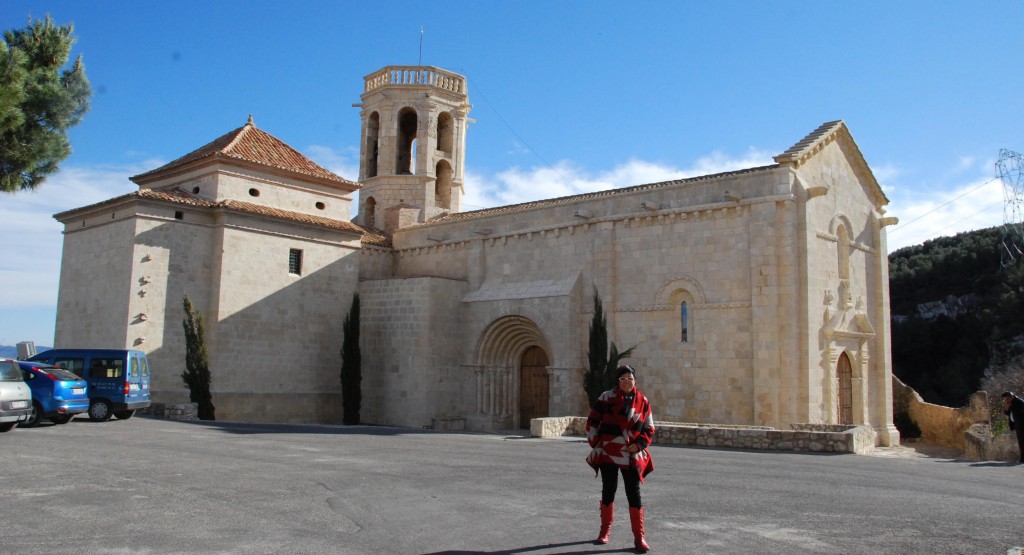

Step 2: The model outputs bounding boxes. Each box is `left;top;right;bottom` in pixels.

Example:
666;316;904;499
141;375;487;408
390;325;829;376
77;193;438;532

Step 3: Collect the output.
837;352;853;425
519;346;550;429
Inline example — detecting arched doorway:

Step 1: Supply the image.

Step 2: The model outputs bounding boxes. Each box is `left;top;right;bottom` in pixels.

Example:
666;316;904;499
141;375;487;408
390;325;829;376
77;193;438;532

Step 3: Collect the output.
519;346;550;428
837;352;853;425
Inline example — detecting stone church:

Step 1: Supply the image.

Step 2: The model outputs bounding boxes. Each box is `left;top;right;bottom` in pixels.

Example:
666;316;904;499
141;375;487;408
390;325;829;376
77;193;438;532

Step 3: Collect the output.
51;65;899;446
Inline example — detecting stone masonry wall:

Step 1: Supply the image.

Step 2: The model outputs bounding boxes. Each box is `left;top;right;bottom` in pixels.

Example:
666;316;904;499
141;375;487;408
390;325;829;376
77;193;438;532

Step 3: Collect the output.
531;416;876;454
892;375;989;450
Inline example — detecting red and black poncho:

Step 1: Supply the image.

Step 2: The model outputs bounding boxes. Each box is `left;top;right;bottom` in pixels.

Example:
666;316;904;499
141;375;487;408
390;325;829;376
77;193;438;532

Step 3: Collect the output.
585;387;655;482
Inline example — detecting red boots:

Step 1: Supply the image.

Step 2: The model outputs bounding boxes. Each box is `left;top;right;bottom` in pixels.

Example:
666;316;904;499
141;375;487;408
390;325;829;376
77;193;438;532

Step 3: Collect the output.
598;503;650;552
596;502;613;544
629;506;650;553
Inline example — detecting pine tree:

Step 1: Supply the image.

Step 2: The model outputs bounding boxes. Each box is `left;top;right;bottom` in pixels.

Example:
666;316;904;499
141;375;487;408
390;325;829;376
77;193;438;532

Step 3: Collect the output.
1;15;91;192
340;293;361;425
181;295;215;420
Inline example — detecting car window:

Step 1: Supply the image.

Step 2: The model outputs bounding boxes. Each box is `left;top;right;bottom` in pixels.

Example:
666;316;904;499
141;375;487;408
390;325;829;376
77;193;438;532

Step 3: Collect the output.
140;357;149;377
0;360;22;381
54;358;85;377
130;355;139;378
21;370;37;381
44;367;83;382
88;358;123;379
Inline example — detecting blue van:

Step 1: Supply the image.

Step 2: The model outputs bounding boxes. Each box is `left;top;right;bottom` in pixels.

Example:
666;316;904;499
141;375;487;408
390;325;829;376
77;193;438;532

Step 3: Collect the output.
27;349;151;422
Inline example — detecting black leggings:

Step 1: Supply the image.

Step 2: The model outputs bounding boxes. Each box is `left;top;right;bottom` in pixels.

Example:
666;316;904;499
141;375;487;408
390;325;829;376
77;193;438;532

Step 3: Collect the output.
600;463;642;508
1015;426;1024;462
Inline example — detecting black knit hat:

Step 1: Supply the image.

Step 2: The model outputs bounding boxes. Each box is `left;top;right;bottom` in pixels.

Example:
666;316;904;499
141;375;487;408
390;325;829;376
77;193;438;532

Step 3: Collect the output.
615;364;635;379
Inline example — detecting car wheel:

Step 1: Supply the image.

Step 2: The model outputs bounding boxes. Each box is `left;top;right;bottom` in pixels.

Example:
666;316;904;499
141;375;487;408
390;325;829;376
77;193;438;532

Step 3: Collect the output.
114;410;135;420
0;422;15;433
88;400;113;422
51;414;73;425
20;402;43;428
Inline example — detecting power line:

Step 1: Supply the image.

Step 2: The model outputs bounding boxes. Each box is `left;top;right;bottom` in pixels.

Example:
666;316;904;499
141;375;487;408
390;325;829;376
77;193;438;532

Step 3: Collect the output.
888;177;999;235
458;71;576;192
926;199;1002;238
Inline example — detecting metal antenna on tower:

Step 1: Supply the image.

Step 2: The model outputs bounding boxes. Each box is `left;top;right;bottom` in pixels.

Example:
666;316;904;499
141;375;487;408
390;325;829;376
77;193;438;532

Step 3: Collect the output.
998;148;1024;266
418;27;424;66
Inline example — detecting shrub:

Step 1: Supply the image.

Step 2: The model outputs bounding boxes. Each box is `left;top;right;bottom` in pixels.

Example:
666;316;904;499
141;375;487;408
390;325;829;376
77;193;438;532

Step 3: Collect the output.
893;412;921;439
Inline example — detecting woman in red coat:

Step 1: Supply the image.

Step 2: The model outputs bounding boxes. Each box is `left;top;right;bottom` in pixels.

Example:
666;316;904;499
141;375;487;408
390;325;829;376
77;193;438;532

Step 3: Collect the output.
586;364;655;553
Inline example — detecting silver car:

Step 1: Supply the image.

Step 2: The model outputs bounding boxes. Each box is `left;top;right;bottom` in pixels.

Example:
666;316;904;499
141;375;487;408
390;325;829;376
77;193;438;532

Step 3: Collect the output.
0;358;31;432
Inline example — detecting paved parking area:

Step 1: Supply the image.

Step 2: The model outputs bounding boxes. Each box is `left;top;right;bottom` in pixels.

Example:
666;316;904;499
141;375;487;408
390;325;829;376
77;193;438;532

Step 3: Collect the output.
1;416;1022;554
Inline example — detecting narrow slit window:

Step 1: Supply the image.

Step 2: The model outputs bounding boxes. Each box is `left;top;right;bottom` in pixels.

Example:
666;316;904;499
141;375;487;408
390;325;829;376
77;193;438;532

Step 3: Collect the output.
680;302;688;343
288;249;303;276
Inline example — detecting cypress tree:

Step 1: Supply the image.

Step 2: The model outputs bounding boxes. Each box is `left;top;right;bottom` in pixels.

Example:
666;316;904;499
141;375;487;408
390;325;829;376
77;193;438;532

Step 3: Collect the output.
585;287;639;408
340;293;361;425
585;287;608;408
181;295;215;420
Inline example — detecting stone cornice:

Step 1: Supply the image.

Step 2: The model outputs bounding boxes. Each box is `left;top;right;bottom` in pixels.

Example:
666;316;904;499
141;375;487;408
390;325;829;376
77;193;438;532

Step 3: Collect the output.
394;194;795;255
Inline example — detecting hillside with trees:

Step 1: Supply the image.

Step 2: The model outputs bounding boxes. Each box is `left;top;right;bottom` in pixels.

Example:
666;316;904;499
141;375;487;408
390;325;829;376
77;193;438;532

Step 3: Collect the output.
889;226;1024;408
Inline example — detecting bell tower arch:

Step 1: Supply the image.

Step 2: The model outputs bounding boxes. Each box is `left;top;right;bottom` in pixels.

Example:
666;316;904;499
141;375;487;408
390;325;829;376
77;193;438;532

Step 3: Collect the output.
355;66;470;231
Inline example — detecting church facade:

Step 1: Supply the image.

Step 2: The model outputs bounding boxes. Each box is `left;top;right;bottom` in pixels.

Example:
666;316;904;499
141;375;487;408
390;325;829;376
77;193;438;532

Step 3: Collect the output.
50;66;899;445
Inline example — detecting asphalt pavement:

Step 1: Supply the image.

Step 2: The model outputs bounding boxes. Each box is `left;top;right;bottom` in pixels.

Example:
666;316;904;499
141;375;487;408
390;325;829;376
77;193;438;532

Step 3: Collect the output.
1;416;1022;554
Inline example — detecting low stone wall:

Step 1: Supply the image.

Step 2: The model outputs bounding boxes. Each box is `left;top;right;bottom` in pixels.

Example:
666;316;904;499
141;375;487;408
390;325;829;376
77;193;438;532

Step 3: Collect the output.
892;376;989;451
964;423;1020;462
530;416;586;438
530;417;877;454
142;402;199;421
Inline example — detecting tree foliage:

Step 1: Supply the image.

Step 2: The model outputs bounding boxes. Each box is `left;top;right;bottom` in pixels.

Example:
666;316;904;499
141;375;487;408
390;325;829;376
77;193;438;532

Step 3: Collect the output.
181;295;215;420
585;288;608;407
889;225;1024;407
1;15;91;193
584;287;637;407
340;293;361;425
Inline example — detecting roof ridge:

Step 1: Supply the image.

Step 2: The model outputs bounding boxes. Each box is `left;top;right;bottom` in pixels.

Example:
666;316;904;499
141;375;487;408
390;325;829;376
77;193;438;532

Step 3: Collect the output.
773;120;846;167
222;118;254;154
130;118;357;188
428;164;779;225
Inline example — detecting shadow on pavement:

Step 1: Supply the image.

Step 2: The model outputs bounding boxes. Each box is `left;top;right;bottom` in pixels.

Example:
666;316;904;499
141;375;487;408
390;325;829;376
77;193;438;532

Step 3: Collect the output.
138;416;440;437
422;539;637;554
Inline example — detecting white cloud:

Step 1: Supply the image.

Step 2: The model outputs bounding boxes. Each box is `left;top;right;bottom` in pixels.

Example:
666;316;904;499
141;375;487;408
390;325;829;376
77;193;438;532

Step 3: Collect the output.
305;145;360;182
885;175;1004;252
463;148;775;212
0;165;143;303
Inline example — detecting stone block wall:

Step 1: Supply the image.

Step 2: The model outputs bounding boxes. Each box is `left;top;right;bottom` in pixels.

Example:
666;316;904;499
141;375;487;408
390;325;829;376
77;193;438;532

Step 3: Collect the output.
360;276;469;428
892;375;989;450
964;423;1020;462
142;402;199;421
531;417;876;454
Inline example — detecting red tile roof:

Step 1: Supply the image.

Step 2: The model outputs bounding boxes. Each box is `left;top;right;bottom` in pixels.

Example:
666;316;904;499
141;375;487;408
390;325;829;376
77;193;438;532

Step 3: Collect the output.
130;116;358;190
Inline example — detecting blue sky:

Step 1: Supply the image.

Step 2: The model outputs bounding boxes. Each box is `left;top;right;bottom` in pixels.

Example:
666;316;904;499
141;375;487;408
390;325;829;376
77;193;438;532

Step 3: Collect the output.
2;1;1022;347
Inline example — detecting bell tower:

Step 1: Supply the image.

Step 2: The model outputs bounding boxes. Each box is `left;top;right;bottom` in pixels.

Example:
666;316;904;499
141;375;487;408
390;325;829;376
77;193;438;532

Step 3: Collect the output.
355;66;470;231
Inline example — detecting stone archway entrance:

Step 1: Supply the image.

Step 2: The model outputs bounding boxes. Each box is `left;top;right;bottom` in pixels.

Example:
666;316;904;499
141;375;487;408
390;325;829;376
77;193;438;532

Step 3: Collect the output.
519;346;550;428
837;352;853;425
471;315;551;430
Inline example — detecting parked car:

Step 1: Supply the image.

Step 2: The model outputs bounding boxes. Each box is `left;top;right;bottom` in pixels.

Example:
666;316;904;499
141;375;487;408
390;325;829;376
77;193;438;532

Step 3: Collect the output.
0;358;32;432
27;349;151;422
17;361;89;427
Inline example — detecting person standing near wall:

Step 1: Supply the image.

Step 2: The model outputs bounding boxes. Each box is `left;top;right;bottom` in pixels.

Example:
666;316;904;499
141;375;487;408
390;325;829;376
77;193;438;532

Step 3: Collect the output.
586;364;655;553
1003;391;1024;464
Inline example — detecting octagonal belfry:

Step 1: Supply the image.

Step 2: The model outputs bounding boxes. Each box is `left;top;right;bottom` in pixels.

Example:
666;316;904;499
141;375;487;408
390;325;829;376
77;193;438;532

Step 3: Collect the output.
355;66;471;231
